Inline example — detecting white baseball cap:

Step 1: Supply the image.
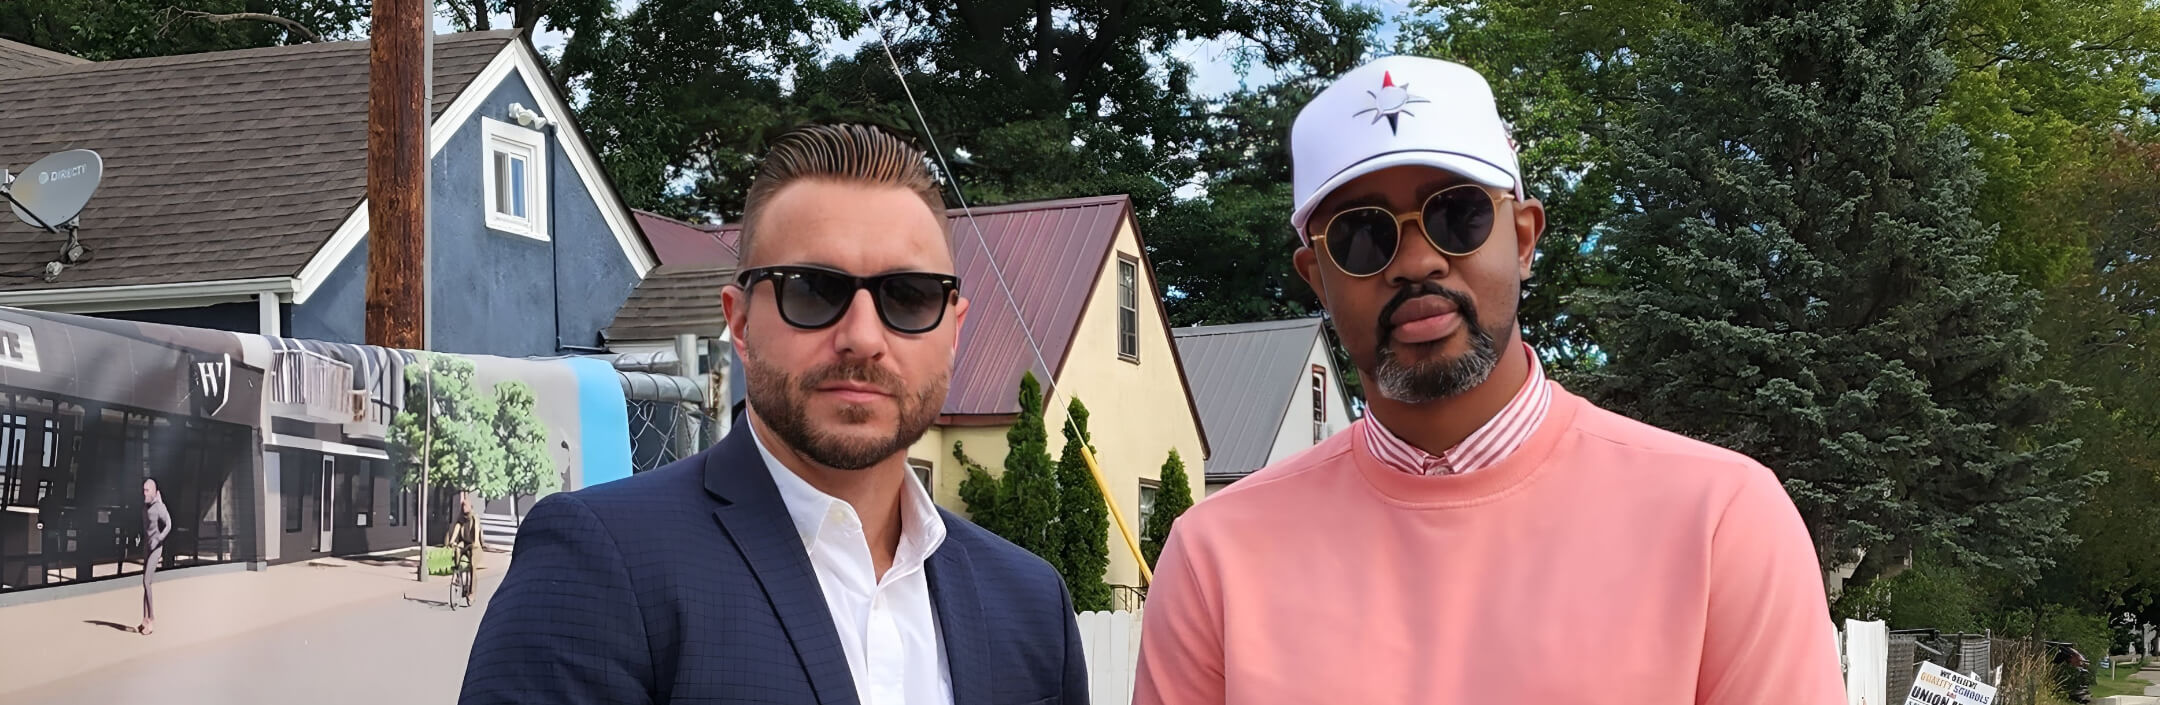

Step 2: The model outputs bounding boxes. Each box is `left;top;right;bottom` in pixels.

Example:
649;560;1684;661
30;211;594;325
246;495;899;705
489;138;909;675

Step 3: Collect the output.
1290;55;1523;244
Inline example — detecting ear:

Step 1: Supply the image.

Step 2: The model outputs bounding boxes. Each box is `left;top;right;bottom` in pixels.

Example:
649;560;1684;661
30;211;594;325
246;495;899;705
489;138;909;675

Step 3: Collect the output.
1294;245;1326;303
948;295;970;353
1512;196;1547;281
721;283;751;356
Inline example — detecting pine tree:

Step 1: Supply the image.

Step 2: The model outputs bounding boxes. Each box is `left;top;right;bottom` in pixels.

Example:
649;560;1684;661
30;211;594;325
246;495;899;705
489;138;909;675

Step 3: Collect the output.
954;441;1004;538
1142;448;1195;569
997;373;1063;564
1579;0;2090;589
1055;398;1113;611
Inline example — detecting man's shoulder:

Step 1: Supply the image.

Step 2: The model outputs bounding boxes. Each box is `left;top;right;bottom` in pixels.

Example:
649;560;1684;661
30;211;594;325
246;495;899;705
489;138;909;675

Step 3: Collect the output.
531;450;714;526
1564;392;1765;470
936;511;1065;593
1557;390;1785;500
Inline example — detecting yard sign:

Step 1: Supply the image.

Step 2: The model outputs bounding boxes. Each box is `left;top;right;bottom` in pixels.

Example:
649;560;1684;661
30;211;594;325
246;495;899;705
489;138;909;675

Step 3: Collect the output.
1904;661;1996;705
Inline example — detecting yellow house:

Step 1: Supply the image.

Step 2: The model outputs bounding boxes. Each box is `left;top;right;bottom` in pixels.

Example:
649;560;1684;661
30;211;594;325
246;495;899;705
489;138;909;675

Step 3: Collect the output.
904;195;1209;591
619;197;1209;591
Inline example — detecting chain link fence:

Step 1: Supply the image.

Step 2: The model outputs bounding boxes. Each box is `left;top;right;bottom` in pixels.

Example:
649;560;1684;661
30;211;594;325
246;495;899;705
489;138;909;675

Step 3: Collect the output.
621;370;721;473
601;345;730;475
1870;630;2085;705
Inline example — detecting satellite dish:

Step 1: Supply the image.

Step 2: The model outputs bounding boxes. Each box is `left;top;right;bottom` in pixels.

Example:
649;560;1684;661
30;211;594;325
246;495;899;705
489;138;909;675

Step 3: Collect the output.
8;149;102;230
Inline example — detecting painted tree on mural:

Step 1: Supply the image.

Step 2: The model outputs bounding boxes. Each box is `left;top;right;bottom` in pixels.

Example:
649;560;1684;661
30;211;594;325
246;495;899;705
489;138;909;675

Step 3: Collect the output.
392;354;505;501
494;380;561;525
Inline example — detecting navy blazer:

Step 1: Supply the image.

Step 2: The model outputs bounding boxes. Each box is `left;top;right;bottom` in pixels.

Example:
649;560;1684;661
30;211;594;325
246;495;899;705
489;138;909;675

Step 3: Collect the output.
459;427;1091;705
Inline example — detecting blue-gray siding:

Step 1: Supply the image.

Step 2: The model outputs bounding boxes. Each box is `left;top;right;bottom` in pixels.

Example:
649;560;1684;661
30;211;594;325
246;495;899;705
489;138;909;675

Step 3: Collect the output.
287;66;640;356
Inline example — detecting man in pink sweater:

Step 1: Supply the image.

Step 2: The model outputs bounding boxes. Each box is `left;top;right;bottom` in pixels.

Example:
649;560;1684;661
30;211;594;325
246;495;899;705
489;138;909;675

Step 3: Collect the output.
1133;55;1847;705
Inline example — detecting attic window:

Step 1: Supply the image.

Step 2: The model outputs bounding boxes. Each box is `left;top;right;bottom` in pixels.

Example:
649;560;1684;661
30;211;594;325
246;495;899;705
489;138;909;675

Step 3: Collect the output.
1117;255;1139;362
1312;364;1327;443
482;118;548;240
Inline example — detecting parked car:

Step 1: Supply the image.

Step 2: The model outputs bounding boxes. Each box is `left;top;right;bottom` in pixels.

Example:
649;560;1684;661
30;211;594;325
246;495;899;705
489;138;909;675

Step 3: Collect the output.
2048;641;2094;704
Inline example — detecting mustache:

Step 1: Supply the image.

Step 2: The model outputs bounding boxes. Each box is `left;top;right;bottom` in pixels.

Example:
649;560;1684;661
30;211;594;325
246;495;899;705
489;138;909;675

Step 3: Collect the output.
798;359;903;396
1376;281;1479;340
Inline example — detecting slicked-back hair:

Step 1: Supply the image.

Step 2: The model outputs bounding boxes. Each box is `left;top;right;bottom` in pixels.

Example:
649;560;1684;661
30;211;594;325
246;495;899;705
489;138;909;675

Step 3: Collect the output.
737;123;950;267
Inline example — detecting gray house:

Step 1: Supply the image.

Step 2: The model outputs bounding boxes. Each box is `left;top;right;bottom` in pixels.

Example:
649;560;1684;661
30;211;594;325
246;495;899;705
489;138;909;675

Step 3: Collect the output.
0;31;659;356
1173;318;1358;495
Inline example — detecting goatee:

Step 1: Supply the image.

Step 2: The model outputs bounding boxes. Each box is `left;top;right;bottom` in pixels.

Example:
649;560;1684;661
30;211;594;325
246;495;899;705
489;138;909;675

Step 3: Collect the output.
1372;282;1507;404
743;349;946;470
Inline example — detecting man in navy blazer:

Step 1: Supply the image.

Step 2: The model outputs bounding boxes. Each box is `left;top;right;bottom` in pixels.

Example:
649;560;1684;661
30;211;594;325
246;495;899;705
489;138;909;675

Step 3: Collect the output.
460;124;1091;705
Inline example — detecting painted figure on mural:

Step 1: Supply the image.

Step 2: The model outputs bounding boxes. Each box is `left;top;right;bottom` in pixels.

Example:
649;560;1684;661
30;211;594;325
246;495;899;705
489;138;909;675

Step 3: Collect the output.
139;478;170;637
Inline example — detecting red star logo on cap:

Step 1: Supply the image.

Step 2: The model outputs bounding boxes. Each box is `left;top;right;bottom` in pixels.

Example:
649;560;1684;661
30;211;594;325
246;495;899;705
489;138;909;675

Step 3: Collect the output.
1354;70;1431;135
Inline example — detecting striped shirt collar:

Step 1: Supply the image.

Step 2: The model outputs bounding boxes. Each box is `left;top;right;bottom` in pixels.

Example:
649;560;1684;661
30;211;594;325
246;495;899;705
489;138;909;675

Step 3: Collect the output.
1359;342;1554;476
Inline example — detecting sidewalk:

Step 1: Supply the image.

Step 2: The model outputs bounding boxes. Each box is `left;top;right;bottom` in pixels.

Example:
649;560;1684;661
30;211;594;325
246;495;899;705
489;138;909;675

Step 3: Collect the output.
0;546;508;698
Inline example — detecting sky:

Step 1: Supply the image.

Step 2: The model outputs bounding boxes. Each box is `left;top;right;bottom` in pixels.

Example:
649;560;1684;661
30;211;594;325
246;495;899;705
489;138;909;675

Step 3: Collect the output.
434;0;1421;101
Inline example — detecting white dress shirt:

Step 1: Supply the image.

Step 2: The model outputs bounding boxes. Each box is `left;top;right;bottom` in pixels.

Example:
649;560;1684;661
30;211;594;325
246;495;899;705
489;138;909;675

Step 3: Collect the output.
749;423;954;705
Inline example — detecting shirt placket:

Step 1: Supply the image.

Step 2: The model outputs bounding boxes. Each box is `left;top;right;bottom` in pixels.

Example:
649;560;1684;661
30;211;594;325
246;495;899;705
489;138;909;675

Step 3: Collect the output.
865;584;905;704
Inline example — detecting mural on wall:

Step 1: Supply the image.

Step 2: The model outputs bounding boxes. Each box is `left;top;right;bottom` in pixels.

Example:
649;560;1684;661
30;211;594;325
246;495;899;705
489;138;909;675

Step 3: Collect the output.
0;307;628;595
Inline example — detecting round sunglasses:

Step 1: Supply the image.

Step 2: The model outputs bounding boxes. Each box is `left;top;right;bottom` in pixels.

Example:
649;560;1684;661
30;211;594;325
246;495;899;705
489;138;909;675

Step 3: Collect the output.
734;265;961;334
1309;184;1516;277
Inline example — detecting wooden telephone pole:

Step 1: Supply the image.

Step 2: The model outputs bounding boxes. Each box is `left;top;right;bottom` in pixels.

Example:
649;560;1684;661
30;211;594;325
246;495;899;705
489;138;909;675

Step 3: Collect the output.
366;0;430;581
366;0;427;350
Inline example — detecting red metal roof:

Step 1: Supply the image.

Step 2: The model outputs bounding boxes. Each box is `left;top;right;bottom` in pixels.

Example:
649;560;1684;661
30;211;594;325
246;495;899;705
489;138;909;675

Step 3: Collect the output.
943;195;1132;417
634;210;737;266
674;196;1135;419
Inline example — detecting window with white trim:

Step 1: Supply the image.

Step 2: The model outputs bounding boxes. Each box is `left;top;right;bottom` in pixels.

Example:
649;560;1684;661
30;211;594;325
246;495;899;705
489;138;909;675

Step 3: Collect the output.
481;118;548;239
1312;364;1327;443
1138;478;1160;532
908;458;933;491
1117;255;1139;362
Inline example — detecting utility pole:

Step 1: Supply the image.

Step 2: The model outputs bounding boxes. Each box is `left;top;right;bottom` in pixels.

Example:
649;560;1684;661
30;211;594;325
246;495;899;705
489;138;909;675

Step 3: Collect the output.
367;0;430;580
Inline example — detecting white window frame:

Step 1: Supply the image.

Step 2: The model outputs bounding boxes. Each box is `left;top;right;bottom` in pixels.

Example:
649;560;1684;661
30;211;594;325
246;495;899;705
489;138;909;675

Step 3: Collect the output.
1117;256;1139;362
1138;478;1161;531
908;458;934;491
481;117;548;240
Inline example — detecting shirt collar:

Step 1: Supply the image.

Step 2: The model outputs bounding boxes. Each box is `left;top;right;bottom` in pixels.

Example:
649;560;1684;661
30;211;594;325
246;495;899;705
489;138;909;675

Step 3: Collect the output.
746;418;948;564
1360;342;1554;476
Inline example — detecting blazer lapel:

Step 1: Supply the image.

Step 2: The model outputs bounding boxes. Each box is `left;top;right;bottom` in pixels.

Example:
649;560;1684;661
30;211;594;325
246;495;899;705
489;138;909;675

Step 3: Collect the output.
927;518;991;705
704;428;859;705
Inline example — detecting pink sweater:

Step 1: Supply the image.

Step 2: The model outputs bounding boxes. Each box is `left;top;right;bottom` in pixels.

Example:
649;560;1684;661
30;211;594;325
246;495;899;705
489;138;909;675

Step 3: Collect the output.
1134;388;1845;704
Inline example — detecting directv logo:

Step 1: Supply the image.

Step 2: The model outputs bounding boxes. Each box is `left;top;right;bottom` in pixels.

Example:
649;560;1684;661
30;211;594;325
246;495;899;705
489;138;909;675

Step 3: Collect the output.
39;164;87;185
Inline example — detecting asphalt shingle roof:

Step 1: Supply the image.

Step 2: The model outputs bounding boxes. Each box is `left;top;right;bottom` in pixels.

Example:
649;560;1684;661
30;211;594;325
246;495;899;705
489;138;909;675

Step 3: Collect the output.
0;31;516;291
0;39;89;74
605;264;736;342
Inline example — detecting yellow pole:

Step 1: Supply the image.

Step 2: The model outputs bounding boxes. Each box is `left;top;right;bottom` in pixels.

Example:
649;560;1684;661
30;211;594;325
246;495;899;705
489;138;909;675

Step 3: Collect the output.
1079;442;1153;586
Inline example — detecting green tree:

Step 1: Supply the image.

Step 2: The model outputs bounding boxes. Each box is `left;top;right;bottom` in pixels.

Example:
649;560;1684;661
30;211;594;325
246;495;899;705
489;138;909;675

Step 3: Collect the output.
564;0;1390;334
494;380;560;525
0;0;369;59
954;440;1004;537
1141;447;1193;568
1054;398;1112;611
1935;0;2160;288
391;353;508;501
1580;0;2092;590
1399;0;1706;373
996;372;1062;563
2024;134;2160;630
1146;10;1383;329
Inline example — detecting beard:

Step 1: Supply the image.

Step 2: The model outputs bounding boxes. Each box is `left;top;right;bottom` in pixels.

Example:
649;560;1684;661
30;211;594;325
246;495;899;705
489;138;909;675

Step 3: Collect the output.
743;348;947;471
1371;282;1509;404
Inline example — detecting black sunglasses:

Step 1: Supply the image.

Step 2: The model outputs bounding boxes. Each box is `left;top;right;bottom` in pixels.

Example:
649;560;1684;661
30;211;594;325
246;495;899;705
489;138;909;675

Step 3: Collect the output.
735;265;961;334
1308;184;1516;277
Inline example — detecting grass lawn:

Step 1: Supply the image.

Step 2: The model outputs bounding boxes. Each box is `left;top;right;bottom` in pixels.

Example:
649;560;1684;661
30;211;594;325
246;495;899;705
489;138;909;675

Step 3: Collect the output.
2094;659;2153;699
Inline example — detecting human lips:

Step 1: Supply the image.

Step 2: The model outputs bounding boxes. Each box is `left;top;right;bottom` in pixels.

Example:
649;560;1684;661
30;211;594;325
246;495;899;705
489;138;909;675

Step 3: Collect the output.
1388;296;1461;345
816;380;893;404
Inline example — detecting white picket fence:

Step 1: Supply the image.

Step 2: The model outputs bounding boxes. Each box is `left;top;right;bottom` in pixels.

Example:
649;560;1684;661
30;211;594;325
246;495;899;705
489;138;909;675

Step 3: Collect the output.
1077;610;1144;705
